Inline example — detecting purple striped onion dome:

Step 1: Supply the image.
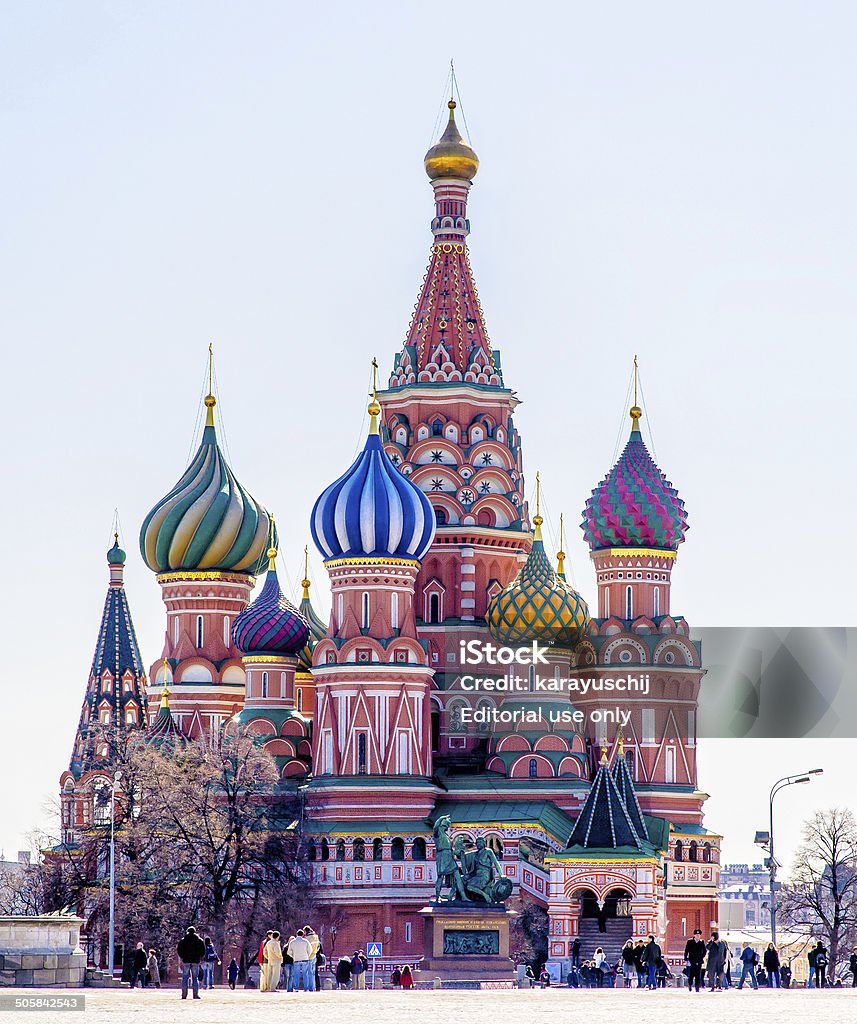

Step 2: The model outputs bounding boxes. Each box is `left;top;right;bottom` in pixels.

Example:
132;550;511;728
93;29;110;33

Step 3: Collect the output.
581;409;688;551
232;565;310;657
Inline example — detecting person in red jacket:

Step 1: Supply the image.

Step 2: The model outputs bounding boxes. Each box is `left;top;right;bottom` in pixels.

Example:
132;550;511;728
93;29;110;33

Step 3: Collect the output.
401;965;414;989
258;931;272;990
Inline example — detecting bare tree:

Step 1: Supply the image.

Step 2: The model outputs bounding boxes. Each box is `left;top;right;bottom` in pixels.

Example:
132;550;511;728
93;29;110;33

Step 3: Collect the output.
780;807;857;974
31;730;313;980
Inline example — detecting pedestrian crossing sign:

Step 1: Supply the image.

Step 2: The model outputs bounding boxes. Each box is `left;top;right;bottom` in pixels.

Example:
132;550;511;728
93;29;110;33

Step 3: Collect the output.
367;942;383;957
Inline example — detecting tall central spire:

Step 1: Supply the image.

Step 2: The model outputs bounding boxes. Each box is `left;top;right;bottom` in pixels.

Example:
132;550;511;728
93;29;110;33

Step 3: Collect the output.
388;99;502;389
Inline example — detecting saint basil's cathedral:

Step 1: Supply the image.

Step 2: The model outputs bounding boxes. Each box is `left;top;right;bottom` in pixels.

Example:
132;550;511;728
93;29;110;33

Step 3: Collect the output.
59;96;720;971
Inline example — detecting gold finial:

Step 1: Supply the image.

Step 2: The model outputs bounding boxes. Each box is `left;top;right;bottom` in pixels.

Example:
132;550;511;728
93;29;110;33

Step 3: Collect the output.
204;343;217;428
114;531;119;545
266;514;277;569
556;513;566;578
600;746;608;766
368;357;381;433
301;544;311;600
630;354;642;431
160;658;171;710
533;471;543;539
617;733;625;757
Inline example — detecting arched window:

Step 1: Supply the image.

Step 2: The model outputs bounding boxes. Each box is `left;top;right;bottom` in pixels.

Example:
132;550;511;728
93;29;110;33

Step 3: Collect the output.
624;748;636;780
297;689;303;712
307;842;317;862
337;593;343;627
196;615;204;648
353;839;365;861
674;841;683;861
528;665;536;692
603;587;610;617
528;758;538;778
361;592;370;629
320;839;330;861
336;839;346;861
653;586;660;617
429;593;440;623
391;592;399;630
486;835;504;857
223;615;230;647
703;842;712;863
391;837;405;861
412;837;427;861
174;617;180;644
435;508;447;526
373;838;383;861
431;708;441;752
261;671;268;698
625;586;633;620
432;419;443;437
357;733;367;775
688;840;698;862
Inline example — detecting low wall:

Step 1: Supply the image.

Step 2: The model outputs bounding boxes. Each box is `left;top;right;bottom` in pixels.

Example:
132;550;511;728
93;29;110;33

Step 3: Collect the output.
0;915;87;987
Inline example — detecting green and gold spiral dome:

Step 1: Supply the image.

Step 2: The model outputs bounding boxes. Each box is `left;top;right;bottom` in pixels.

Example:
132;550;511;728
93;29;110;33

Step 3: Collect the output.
487;508;590;650
140;390;272;576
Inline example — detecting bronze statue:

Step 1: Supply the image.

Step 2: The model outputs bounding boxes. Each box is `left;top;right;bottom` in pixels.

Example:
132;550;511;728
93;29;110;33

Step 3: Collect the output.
432;818;512;904
433;815;466;902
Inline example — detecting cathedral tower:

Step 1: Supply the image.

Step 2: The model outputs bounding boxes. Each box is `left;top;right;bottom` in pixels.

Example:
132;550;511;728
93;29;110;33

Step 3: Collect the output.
60;537;148;844
139;370;273;741
379;99;531;765
309;384;438;820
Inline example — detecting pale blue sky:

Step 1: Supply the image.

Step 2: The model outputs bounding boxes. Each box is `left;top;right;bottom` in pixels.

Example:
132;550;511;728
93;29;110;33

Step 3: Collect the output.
1;2;855;869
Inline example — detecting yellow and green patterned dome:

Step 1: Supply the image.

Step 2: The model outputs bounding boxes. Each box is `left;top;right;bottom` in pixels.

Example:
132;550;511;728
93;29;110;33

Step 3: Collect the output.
487;514;590;650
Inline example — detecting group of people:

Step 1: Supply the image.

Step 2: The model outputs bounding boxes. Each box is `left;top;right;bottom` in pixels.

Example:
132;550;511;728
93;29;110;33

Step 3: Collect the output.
258;926;325;992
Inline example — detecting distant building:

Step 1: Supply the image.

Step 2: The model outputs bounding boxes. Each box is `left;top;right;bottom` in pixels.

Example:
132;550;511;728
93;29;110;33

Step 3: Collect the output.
719;863;770;929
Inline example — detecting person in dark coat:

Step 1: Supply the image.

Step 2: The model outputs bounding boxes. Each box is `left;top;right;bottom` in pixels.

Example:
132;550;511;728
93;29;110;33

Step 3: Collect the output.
780;963;792;988
642;935;661;990
621;940;636;988
684;929;706;993
120;948;135;986
571;936;581;967
131;943;148;988
807;943;818;988
227;957;239;990
705;932;727;990
176;926;206;999
764;944;781;987
849;947;857;987
335;956;353;989
391;966;402;988
813;941;828;988
633;939;646;987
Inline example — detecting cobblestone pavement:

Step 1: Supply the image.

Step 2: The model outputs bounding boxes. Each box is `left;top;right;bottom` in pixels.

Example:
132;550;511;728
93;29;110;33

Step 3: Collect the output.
2;987;855;1024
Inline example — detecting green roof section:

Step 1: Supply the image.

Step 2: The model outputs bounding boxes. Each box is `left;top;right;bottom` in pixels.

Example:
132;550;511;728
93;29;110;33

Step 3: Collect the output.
432;799;577;847
306;819;431;835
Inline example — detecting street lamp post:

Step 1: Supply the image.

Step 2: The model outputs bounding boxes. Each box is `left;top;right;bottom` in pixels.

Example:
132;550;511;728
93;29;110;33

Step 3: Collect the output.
107;770;122;976
768;769;823;945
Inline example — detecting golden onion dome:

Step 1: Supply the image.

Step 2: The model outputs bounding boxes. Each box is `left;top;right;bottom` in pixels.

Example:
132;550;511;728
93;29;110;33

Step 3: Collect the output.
487;518;590;650
424;101;479;182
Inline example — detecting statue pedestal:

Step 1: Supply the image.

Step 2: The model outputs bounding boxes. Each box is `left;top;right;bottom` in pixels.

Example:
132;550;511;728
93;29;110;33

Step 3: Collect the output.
418;904;515;985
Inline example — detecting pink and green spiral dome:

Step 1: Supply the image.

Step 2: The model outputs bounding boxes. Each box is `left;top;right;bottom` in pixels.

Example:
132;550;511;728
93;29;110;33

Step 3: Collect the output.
232;564;310;657
581;411;688;551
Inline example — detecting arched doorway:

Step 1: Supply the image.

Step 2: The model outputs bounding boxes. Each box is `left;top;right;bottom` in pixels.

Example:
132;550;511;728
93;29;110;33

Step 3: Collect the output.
572;886;633;958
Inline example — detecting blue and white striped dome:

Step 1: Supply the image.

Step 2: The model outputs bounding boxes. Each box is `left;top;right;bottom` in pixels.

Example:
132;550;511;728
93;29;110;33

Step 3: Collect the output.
311;422;436;563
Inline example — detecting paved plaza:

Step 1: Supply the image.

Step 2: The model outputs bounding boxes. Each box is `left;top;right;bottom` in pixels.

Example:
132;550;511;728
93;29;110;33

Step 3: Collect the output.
1;988;854;1024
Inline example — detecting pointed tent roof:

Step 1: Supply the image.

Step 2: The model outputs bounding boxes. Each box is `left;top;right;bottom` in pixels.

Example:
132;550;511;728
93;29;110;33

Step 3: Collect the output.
611;744;649;842
68;541;149;778
568;753;643;850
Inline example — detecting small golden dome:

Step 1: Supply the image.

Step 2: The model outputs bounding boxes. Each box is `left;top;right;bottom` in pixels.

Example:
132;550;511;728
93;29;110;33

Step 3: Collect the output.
424;101;479;182
629;405;642;422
